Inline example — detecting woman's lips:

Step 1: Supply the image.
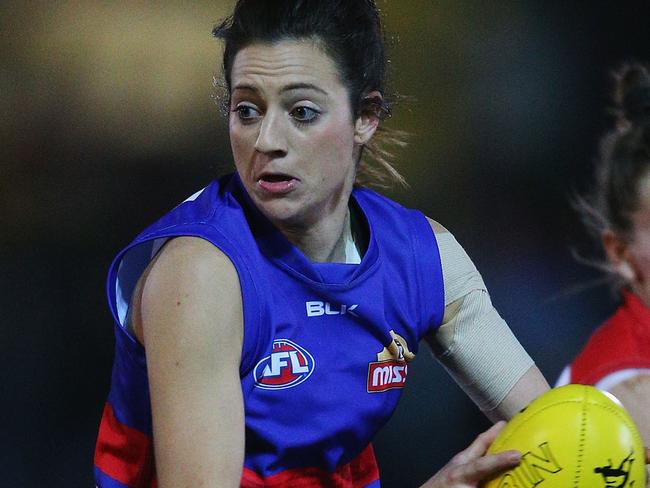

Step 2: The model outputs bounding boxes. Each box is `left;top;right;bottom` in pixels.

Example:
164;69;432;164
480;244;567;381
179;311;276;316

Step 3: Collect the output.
257;176;298;195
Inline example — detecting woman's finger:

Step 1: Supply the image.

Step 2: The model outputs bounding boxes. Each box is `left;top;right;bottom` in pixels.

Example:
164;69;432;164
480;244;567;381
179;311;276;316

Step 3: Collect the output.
453;421;508;464
446;450;521;484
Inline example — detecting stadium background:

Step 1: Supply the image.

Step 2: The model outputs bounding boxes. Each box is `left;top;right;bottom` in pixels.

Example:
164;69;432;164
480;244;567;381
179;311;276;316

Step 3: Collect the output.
2;1;650;486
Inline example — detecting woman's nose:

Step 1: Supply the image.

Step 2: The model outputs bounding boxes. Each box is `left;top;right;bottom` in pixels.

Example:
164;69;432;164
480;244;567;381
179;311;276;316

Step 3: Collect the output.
254;111;288;157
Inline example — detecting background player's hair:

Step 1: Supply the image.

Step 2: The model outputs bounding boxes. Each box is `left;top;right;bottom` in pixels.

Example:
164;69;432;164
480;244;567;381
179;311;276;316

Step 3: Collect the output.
213;0;407;188
575;61;650;286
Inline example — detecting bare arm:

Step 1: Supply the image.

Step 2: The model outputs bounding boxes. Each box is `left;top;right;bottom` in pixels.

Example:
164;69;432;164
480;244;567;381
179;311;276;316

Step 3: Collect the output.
131;237;245;488
608;374;650;447
614;376;650;488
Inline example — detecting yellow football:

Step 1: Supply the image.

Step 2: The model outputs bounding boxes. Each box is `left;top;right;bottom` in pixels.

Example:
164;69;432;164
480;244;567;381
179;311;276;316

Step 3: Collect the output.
483;384;646;488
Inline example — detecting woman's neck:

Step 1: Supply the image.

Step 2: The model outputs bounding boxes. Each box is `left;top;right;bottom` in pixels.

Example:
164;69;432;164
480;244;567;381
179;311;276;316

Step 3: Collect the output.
281;206;353;263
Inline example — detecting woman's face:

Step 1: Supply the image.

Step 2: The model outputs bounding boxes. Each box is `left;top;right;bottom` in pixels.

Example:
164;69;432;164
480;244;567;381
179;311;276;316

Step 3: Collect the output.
627;173;650;307
229;39;367;230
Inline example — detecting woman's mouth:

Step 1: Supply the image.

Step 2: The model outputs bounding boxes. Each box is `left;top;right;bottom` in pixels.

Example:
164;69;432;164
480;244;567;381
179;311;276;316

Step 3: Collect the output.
257;173;298;195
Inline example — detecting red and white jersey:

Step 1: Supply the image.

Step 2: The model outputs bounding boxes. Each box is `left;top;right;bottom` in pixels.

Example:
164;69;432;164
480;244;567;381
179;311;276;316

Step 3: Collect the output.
556;291;650;390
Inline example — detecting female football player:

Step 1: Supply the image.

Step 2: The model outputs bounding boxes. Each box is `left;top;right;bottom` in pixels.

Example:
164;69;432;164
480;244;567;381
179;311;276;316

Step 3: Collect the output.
94;1;550;486
557;62;650;449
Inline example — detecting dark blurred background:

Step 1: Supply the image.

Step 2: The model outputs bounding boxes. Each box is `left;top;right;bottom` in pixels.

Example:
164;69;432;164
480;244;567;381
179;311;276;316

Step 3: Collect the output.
3;1;650;486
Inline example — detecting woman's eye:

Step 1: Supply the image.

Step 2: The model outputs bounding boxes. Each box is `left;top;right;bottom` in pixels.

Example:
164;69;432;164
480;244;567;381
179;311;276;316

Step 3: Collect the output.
290;106;320;123
234;105;260;121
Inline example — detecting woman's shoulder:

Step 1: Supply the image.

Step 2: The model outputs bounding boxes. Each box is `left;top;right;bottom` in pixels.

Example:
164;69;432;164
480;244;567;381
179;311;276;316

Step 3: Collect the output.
423;217;467;264
144;237;240;298
158;235;236;266
129;236;242;345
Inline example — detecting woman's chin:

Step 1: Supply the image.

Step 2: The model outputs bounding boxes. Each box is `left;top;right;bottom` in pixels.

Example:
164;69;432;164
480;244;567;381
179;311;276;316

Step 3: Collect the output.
254;198;308;228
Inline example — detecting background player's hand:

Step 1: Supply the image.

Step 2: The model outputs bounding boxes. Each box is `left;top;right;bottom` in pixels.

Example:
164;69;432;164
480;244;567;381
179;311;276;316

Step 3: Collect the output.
420;421;521;488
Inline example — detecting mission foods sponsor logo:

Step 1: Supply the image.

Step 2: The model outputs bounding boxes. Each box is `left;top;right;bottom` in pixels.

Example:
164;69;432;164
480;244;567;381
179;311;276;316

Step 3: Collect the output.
253;339;315;390
367;330;415;393
367;362;408;392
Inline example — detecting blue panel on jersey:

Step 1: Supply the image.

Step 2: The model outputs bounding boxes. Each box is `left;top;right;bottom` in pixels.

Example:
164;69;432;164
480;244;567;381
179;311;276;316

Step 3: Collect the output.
94;467;132;488
107;328;152;435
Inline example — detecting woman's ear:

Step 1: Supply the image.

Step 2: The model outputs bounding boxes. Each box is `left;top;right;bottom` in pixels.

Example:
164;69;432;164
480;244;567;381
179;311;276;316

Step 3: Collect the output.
354;90;382;145
602;230;636;282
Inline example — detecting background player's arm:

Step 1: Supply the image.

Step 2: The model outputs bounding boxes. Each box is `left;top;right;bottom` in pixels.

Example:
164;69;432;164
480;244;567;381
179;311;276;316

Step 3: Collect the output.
608;375;650;447
131;237;245;488
425;218;549;422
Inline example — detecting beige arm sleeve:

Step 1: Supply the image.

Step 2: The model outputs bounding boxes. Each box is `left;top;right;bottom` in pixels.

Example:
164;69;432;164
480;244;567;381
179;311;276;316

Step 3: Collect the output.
426;232;534;412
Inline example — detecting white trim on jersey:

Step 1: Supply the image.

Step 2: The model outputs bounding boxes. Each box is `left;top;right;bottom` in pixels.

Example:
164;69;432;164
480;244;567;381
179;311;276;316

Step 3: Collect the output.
594;368;650;392
115;262;129;327
555;365;571;387
184;188;206;202
115;237;170;335
344;233;361;264
150;237;168;259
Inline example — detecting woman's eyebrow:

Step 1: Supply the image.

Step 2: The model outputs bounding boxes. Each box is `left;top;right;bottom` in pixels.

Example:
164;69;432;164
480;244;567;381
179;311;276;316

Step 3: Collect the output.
233;84;259;94
281;83;328;96
232;83;328;97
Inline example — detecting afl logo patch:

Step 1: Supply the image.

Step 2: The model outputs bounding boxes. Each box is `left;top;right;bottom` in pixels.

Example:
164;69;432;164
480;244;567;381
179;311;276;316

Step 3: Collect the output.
253;339;315;390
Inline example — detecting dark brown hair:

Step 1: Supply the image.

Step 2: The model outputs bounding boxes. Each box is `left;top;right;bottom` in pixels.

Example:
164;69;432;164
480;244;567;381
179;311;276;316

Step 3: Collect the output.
576;62;650;283
213;0;407;188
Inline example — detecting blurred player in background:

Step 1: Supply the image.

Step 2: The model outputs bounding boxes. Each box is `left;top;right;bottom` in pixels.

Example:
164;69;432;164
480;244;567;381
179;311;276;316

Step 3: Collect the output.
93;1;550;487
557;62;650;447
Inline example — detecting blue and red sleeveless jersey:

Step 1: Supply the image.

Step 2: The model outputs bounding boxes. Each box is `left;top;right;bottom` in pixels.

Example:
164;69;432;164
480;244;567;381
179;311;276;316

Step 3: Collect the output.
94;173;444;488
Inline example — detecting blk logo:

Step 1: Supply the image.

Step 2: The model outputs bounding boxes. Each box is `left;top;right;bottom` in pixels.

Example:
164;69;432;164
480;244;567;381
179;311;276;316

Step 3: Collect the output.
306;301;358;317
253;339;315;390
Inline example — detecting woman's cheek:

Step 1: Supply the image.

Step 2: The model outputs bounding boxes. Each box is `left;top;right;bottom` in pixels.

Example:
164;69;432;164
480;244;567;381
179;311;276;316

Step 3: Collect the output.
310;119;355;165
230;128;253;167
630;229;650;285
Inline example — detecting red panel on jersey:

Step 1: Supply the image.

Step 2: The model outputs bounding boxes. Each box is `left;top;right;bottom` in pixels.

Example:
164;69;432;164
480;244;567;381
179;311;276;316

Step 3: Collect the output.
94;402;156;487
240;443;379;487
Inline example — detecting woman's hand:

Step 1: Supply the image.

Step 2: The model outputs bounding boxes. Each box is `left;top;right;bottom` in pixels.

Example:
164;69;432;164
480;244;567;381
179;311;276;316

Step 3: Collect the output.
420;421;520;488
